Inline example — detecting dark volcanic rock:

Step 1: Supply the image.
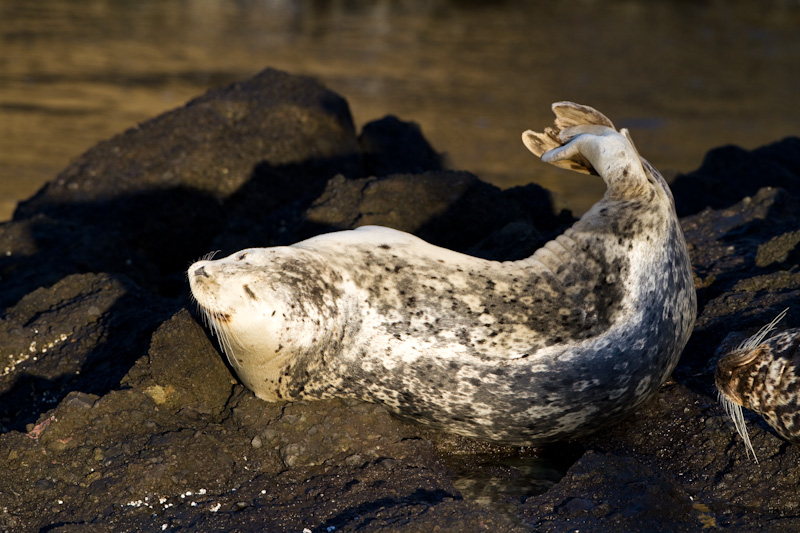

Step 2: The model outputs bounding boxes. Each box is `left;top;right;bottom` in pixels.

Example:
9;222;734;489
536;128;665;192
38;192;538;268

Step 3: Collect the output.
17;68;362;206
0;272;170;433
0;310;523;532
520;451;700;532
302;171;571;260
358;115;443;176
670;137;800;217
10;68;364;299
210;169;571;261
677;187;800;381
3;66;800;531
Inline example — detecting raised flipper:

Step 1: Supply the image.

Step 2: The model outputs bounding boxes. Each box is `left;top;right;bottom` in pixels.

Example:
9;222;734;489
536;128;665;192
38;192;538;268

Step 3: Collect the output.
521;101;617;175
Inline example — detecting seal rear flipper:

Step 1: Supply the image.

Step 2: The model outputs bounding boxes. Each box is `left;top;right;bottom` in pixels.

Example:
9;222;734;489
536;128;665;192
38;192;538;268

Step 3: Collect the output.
522;101;616;176
551;101;615;131
522;128;595;175
537;128;649;197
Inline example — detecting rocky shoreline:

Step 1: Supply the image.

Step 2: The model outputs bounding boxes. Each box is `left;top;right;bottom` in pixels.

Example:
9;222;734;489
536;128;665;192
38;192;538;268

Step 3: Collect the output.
2;68;799;532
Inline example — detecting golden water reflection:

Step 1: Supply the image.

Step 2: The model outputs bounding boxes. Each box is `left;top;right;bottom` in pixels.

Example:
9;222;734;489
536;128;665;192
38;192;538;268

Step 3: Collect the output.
1;0;799;220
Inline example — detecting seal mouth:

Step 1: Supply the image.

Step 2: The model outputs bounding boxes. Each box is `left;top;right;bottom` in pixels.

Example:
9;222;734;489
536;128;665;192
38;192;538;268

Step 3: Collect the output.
195;301;241;368
718;389;758;463
189;265;240;368
188;250;245;366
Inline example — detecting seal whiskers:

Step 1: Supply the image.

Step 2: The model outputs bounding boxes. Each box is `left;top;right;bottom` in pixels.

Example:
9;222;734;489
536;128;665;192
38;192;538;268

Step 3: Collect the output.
715;308;798;461
192;292;242;368
201;307;242;368
190;250;248;369
718;389;758;463
738;308;788;354
189;101;697;444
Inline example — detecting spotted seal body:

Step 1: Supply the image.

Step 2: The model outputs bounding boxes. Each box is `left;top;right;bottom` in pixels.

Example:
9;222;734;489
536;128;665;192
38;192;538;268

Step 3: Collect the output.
716;310;800;461
189;102;697;445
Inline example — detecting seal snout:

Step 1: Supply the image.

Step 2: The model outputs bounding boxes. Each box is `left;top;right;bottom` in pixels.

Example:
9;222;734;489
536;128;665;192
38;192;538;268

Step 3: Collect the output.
194;265;210;278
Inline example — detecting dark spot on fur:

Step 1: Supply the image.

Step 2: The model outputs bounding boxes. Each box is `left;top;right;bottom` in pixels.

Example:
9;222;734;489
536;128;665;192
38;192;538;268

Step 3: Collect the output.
243;284;257;300
213;311;231;323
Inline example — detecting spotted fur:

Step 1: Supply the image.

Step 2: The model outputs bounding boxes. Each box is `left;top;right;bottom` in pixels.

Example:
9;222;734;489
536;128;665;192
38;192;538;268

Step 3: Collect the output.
189;102;696;445
716;310;800;460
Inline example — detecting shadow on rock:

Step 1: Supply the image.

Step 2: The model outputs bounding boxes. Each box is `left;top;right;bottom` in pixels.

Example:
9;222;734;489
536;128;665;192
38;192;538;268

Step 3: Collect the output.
0;273;172;433
676;187;800;391
670;137;800;217
3;187;225;304
358;114;443;176
5;67;367;307
0;310;528;531
297;170;573;261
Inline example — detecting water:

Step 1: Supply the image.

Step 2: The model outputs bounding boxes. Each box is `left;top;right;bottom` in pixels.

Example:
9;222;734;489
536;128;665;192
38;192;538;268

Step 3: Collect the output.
448;452;567;514
1;0;799;220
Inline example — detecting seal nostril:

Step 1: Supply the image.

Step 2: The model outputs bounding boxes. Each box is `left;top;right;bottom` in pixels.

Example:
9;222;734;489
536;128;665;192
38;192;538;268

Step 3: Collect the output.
195;266;209;278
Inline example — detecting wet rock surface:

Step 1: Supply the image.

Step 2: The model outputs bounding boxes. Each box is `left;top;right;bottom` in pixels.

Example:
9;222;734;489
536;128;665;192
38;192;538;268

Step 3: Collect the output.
2;67;800;531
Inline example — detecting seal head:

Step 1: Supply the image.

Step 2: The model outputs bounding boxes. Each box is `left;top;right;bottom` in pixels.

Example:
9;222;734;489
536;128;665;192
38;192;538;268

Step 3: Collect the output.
716;309;800;461
190;102;697;445
190;247;349;400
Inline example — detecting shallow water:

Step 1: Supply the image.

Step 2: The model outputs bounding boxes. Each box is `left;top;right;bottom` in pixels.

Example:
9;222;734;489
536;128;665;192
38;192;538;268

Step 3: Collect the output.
1;1;799;220
448;452;567;514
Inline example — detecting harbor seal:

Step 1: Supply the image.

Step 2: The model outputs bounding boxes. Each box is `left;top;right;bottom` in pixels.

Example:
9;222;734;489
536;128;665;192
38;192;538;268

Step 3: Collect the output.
716;309;800;462
189;102;697;445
